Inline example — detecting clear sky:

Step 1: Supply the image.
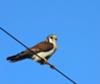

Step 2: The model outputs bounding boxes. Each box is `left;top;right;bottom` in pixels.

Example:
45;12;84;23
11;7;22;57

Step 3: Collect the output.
0;0;100;84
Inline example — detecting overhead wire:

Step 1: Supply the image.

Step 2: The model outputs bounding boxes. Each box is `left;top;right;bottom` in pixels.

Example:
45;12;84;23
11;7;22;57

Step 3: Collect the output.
0;27;77;84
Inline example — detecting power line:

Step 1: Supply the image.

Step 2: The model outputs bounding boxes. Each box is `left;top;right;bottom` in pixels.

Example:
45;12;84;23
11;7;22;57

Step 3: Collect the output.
0;27;77;84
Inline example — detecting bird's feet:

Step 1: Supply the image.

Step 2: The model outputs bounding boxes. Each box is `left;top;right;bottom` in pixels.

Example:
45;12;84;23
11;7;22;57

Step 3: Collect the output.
42;58;48;64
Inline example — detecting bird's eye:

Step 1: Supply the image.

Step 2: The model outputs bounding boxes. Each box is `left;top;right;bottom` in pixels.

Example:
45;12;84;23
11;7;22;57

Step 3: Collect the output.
50;36;53;39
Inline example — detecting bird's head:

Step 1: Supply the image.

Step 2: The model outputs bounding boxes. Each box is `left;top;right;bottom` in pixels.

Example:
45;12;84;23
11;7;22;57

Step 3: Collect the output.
46;34;57;43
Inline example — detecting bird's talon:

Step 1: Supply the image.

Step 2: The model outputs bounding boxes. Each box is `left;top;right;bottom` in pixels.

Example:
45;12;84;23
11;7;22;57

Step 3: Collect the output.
41;58;48;64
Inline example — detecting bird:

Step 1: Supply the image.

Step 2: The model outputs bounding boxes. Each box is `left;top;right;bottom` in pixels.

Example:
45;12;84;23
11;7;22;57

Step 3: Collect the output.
7;34;57;64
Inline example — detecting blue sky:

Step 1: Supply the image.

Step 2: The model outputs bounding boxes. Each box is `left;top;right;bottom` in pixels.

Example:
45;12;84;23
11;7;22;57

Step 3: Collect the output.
0;0;100;84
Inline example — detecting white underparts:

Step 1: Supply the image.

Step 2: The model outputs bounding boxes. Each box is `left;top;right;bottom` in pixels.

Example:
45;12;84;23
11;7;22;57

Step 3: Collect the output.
32;48;55;61
32;37;57;62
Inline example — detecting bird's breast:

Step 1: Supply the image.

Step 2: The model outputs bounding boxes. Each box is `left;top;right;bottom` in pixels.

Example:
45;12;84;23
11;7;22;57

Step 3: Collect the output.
32;48;56;61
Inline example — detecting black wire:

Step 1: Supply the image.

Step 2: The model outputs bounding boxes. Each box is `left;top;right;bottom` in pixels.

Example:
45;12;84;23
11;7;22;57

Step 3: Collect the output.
46;63;77;84
54;67;77;84
0;27;45;60
0;27;77;84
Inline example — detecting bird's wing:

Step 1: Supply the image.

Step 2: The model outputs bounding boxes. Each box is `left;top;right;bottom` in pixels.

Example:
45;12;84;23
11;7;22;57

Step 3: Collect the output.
30;41;54;53
7;41;54;62
7;50;31;62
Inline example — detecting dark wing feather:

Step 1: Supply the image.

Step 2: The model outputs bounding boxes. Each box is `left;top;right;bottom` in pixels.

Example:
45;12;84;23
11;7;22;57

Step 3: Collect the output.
7;41;53;62
30;41;54;53
7;50;31;62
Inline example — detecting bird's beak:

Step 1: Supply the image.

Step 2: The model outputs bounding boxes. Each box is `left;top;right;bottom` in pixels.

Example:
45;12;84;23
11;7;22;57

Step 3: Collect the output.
55;38;57;40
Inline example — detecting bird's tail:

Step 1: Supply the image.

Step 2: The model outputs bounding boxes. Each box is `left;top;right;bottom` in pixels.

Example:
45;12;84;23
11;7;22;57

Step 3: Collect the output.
7;53;27;62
